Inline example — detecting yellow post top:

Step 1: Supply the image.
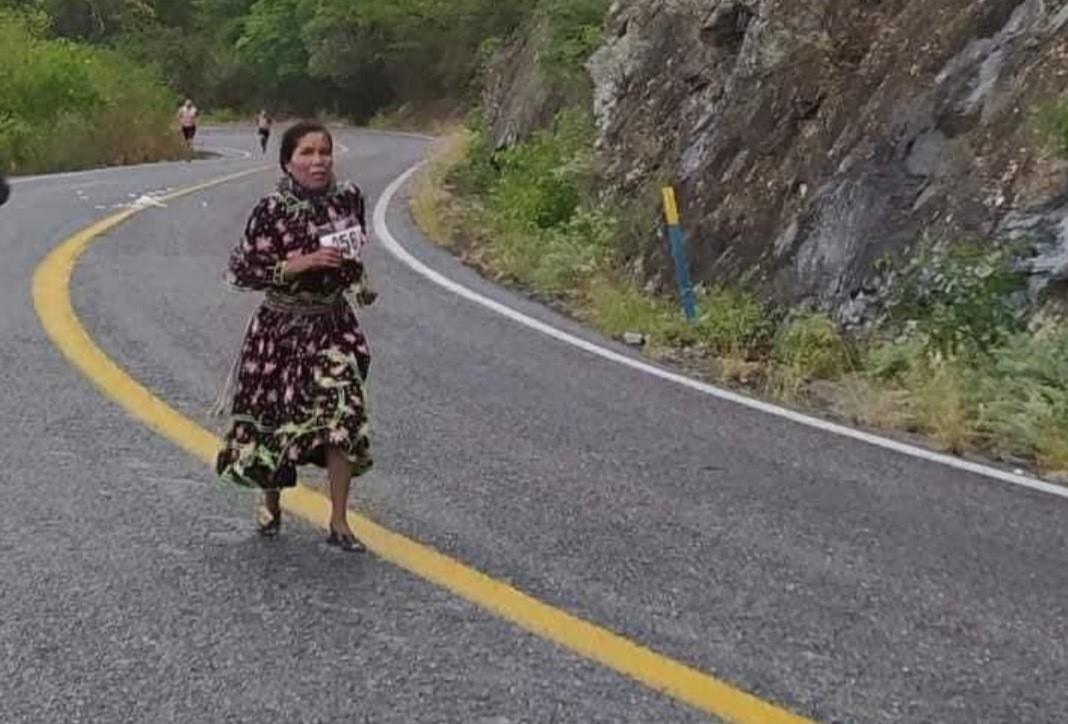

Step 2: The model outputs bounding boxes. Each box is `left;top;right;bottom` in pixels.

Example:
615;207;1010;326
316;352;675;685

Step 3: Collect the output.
661;186;680;226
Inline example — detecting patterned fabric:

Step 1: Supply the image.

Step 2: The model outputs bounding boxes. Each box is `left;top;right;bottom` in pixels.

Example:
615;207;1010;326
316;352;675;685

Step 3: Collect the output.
215;174;373;490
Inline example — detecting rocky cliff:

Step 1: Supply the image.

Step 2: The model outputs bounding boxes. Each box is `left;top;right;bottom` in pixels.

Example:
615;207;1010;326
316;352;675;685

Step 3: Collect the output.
485;0;1068;320
585;0;1068;319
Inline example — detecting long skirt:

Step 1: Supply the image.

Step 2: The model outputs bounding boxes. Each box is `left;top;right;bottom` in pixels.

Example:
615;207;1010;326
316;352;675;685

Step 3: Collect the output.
215;298;372;490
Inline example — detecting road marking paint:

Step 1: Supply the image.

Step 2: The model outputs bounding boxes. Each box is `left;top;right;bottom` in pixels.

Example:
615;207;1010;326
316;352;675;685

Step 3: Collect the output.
32;164;813;724
12;148;248;185
352;128;436;142
208;145;254;159
374;163;1068;502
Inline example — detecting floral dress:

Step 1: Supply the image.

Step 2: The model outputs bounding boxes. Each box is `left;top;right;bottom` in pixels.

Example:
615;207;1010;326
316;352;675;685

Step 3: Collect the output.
215;176;374;490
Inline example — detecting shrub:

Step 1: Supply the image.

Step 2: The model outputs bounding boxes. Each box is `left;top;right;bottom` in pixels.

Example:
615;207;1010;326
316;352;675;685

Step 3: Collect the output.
768;312;849;400
890;241;1023;360
529;207;618;293
864;338;925;382
974;329;1068;469
542;0;609;78
485;109;596;231
449;114;499;196
0;9;183;173
1038;97;1068;156
694;287;772;358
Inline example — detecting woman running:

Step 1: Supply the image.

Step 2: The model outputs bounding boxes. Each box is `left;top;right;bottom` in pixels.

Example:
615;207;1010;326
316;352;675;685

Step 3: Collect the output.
215;121;375;553
177;99;199;159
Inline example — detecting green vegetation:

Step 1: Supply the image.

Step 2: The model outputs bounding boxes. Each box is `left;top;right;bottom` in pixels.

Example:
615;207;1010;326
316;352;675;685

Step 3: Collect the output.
30;0;537;118
888;242;1024;360
448;110;616;297
1038;97;1068;155
768;312;850;401
416;92;1068;476
0;8;183;173
848;248;1068;465
853;325;1068;468
0;0;563;172
5;0;1067;477
0;0;588;171
541;0;609;83
978;330;1068;469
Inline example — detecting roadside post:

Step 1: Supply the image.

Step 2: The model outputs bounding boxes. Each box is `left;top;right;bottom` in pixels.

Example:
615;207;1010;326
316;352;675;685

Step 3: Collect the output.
661;186;697;322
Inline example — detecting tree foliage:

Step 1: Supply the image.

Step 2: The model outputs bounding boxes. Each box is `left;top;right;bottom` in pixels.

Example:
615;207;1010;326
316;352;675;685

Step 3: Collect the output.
0;0;606;135
0;6;183;172
0;0;544;118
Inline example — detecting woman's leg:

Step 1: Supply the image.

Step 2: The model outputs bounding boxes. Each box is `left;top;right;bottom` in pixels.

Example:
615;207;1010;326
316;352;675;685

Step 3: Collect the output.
264;489;280;516
256;488;282;536
326;446;354;535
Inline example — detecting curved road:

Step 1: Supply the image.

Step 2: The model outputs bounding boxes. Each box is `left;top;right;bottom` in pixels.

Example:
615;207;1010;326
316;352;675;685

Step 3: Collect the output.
4;127;1068;723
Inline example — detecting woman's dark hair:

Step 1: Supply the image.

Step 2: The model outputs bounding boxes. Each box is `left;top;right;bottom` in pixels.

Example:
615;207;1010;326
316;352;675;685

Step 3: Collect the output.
279;121;332;172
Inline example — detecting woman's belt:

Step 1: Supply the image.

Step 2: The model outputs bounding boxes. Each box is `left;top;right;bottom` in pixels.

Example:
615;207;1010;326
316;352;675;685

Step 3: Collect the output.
263;290;344;315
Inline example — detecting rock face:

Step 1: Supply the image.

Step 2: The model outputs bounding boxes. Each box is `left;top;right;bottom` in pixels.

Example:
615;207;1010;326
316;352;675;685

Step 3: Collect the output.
482;12;578;150
583;0;1068;318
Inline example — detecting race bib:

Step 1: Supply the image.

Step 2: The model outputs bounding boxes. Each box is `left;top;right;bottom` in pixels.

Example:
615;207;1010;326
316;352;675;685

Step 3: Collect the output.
318;224;366;260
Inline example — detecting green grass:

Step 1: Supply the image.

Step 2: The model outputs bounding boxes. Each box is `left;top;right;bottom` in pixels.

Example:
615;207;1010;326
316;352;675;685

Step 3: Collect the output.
850;327;1068;470
767;312;850;402
585;275;694;345
693;287;772;358
200;108;250;125
973;328;1068;469
410;130;470;246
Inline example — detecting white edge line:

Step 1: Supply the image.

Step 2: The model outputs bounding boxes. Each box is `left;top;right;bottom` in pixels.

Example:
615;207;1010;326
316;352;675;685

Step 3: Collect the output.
359;129;437;142
11;144;249;185
373;162;1068;502
209;146;254;160
12;164;170;184
11;131;381;185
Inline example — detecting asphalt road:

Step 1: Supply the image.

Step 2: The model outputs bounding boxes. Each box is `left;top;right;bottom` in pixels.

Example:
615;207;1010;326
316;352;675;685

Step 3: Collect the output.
4;127;1068;723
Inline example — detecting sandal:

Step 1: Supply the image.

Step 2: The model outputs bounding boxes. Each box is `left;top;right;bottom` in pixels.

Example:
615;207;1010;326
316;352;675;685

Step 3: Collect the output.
256;505;282;537
326;524;366;553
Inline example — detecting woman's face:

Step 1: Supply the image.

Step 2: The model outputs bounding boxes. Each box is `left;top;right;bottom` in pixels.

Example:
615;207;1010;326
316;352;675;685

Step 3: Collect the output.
286;132;333;190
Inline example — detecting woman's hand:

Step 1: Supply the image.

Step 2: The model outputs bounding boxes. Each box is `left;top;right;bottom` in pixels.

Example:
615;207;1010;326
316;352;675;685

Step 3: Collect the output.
283;248;343;277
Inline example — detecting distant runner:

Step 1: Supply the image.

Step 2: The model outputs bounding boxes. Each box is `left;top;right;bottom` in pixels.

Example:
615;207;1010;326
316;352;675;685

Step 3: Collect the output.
177;98;199;159
256;109;272;154
0;174;8;207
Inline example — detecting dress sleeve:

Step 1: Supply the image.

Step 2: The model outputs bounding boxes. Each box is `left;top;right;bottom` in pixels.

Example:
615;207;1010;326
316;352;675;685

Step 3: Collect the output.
226;197;289;291
340;184;376;305
352;186;367;232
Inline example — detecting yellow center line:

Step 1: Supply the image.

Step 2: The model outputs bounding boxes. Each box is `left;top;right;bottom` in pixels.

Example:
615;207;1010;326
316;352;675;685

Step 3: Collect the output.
31;166;813;724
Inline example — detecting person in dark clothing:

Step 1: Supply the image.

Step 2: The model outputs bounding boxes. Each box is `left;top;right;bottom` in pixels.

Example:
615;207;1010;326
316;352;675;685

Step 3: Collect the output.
256;110;272;154
214;121;374;553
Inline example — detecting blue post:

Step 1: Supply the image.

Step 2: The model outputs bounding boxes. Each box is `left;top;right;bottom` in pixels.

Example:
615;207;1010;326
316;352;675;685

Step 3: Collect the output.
661;186;697;322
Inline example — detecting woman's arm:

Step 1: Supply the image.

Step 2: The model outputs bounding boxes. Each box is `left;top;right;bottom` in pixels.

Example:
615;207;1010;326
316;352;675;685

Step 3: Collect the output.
343;185;376;305
226;198;290;290
226;197;345;290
